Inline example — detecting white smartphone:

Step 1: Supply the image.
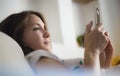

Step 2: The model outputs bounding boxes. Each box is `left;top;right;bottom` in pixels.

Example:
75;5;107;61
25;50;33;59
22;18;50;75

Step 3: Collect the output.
95;6;101;26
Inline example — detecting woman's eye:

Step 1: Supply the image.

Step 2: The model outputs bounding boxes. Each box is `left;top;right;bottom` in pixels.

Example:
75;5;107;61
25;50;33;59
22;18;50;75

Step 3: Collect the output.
33;27;40;31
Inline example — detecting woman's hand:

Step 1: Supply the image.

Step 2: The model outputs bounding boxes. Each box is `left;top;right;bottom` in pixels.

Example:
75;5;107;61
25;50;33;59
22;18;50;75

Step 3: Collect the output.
100;33;114;68
84;21;109;54
84;21;109;68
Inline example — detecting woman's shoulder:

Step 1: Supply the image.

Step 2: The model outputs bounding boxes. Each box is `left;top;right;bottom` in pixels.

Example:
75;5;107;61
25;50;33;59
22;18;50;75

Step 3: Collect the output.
25;50;61;66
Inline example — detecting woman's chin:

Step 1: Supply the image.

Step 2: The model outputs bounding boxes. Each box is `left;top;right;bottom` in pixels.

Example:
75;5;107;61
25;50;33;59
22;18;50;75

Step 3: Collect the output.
42;46;52;52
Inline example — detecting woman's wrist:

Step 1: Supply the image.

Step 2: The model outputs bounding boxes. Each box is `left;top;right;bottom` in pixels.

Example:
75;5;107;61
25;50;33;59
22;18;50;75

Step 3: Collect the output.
84;49;100;68
84;49;102;76
85;47;100;55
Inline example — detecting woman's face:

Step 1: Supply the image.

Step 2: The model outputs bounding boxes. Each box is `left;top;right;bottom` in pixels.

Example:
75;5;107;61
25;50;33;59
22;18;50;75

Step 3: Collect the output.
22;14;51;51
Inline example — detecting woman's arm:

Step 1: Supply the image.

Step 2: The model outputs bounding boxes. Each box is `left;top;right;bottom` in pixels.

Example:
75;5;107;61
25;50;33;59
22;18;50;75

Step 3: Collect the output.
35;57;67;73
84;21;109;75
36;57;66;70
35;57;68;76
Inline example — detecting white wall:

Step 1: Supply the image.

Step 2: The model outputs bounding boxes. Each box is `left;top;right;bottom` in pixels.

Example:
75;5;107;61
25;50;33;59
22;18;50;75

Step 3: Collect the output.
58;0;77;47
99;0;120;56
72;3;85;37
0;0;30;22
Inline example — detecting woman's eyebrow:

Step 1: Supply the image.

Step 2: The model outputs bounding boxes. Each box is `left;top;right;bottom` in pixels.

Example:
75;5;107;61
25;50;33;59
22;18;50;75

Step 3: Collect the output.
38;23;45;29
32;23;41;27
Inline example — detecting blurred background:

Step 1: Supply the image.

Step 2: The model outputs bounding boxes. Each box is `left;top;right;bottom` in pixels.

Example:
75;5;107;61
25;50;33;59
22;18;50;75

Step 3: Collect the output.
0;0;120;59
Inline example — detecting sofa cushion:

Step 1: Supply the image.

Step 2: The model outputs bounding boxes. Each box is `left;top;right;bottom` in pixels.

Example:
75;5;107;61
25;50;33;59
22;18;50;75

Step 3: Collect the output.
0;32;35;76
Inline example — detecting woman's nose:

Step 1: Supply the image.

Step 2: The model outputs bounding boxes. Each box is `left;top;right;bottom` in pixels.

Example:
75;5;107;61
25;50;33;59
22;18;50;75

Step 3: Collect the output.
43;30;50;38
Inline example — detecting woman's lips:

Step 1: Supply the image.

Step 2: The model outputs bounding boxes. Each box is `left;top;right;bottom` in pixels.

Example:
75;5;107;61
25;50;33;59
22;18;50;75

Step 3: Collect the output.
44;42;50;45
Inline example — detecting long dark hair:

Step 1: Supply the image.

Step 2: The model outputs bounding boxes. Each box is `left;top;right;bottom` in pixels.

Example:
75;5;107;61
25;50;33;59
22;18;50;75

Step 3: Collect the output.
0;11;48;55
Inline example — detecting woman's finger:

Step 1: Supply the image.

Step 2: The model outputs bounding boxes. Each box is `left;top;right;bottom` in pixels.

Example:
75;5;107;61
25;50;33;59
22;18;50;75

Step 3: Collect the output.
85;21;93;34
104;32;109;37
96;23;103;31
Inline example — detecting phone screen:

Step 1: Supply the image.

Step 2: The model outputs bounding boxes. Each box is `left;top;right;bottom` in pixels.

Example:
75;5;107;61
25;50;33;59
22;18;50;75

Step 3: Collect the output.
95;6;101;26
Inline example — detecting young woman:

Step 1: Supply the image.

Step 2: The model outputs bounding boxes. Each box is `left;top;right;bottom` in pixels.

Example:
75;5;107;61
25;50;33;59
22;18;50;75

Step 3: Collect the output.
0;11;113;76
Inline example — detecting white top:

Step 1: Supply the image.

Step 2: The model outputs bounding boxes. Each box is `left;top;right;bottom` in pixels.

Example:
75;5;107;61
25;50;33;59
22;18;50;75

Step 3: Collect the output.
26;50;61;68
25;50;83;71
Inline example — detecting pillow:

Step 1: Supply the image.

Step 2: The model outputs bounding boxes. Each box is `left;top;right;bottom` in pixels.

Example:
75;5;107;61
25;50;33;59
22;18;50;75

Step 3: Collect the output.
0;32;35;76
